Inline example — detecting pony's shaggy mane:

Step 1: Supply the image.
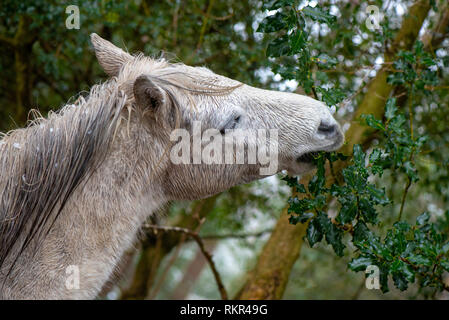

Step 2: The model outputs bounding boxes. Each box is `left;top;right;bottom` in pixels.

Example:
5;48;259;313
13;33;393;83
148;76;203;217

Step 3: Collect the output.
0;80;126;278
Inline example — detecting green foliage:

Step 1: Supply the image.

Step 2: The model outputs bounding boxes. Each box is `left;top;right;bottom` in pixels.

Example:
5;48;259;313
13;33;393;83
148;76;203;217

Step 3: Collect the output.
315;87;346;108
284;99;449;293
363;98;427;183
387;41;439;94
285;99;449;292
350;213;449;292
258;2;449;296
258;2;340;95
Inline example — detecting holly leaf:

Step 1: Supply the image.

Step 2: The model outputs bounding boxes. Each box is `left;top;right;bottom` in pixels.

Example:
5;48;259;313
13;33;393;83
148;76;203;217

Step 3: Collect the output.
366;185;389;205
288;197;314;215
301;6;336;25
338;200;358;224
385;98;397;120
416;212;430;226
315;53;338;68
266;34;290;57
289;211;314;224
281;176;306;191
262;0;295;10
307;217;323;246
257;12;288;33
364;114;385;131
408;254;432;267
348;256;373;272
440;259;449;272
352;144;366;168
289;29;307;55
317;212;345;256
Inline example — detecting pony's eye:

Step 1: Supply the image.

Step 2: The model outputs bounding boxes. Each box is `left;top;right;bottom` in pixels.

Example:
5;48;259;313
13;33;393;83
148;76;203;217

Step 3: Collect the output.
220;115;241;134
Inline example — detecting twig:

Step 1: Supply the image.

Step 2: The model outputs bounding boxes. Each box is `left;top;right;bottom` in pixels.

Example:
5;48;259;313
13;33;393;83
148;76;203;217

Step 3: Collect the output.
200;229;273;240
328;159;341;186
185;0;216;64
338;64;376;109
424;85;449;91
171;0;181;47
408;88;414;140
397;177;412;221
208;13;233;21
143;224;228;300
0;34;15;47
311;85;319;100
398;89;415;221
197;0;215;49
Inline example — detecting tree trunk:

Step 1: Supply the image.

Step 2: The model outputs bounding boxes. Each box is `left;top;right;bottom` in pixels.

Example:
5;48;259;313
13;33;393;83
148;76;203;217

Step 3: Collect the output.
235;206;307;299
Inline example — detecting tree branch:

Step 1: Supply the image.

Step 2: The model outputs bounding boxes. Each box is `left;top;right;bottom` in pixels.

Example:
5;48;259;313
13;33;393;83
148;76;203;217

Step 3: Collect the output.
200;229;273;240
0;34;15;47
143;224;228;300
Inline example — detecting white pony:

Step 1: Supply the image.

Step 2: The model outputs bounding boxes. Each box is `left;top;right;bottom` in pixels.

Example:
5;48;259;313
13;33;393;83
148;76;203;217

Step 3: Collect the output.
0;34;343;299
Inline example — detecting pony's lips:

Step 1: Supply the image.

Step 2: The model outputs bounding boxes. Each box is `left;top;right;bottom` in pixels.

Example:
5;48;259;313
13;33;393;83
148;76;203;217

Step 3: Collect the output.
284;151;325;176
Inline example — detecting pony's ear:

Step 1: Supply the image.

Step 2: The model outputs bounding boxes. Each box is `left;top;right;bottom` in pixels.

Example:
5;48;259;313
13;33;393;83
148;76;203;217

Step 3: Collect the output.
133;75;166;110
90;33;132;77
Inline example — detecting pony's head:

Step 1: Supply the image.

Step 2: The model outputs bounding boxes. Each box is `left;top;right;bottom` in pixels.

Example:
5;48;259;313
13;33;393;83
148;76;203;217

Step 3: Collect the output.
90;34;344;200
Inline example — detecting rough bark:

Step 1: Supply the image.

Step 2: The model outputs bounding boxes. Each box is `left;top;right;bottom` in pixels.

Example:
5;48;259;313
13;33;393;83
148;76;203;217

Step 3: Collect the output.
235;205;308;299
236;0;432;300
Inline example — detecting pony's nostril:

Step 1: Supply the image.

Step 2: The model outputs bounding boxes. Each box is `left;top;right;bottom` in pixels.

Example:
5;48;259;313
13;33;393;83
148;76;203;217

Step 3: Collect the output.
318;121;336;136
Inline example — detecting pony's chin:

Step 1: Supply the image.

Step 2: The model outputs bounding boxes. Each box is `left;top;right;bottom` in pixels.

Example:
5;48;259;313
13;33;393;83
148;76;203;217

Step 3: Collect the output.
285;161;316;176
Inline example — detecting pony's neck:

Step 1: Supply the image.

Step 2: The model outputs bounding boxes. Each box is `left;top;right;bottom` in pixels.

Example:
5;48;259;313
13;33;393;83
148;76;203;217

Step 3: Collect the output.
4;116;167;299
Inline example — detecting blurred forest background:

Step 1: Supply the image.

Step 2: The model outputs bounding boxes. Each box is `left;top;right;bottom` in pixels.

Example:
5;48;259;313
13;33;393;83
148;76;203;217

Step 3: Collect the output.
0;0;448;299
